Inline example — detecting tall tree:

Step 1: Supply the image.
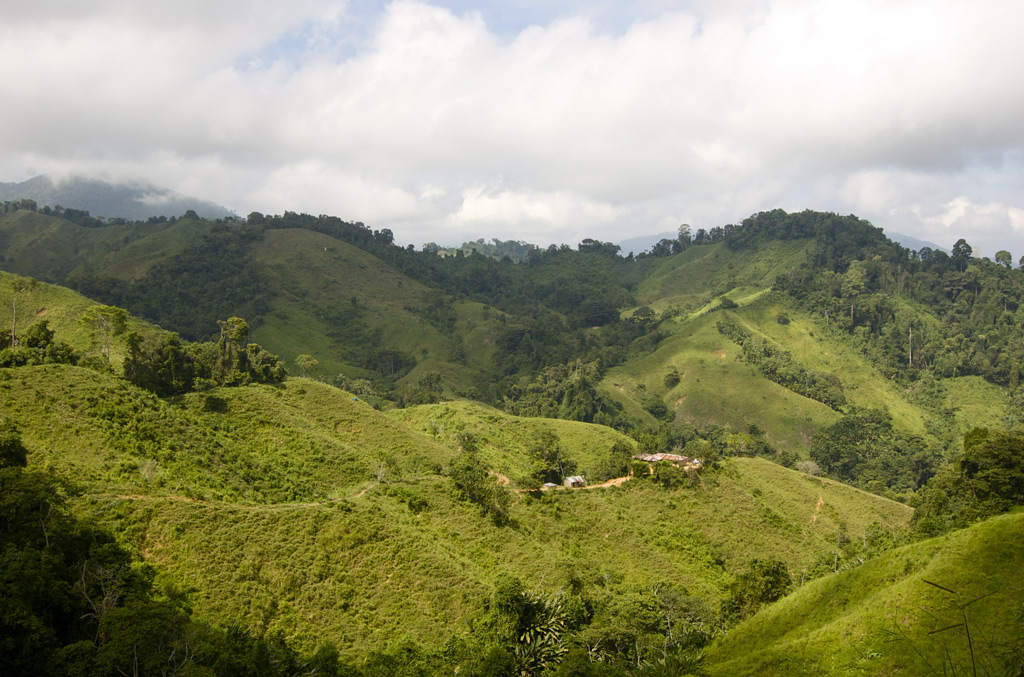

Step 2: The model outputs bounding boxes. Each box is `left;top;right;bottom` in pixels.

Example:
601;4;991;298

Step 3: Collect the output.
951;238;973;271
295;354;318;377
78;305;129;363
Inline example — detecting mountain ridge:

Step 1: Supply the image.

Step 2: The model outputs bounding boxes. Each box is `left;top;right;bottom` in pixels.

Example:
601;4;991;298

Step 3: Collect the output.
0;174;233;220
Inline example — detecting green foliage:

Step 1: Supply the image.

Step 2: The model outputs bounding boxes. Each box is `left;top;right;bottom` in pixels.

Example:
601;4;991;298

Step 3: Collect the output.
123;331;195;396
720;558;792;623
914;427;1024;535
294;353;319;377
6;206;1022;673
810;407;939;495
523;430;578;486
77;304;128;363
448;450;513;524
75;224;270;342
0;464;352;676
123;316;284;396
0;320;78;368
0;419;28;468
506;359;628;428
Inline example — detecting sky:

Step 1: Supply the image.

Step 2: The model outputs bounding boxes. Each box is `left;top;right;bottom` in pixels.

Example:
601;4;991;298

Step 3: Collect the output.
2;0;1023;257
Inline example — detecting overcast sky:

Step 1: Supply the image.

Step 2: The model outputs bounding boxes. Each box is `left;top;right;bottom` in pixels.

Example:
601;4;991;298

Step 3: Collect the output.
3;0;1023;257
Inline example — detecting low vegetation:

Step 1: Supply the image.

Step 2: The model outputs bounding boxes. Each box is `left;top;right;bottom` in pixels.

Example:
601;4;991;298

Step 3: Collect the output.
1;203;1023;674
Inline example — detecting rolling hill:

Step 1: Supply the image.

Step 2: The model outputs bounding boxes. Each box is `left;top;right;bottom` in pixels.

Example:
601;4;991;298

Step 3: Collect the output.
2;205;1022;673
4;361;913;659
706;509;1024;675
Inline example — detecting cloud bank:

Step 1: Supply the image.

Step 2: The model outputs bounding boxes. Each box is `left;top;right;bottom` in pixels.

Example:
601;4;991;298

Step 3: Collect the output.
2;0;1023;255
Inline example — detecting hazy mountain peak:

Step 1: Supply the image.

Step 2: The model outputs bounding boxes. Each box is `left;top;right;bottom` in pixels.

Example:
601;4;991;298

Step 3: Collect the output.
0;174;233;221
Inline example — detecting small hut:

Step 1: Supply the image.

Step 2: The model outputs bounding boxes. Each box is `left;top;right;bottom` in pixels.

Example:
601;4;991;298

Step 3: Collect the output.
563;475;586;488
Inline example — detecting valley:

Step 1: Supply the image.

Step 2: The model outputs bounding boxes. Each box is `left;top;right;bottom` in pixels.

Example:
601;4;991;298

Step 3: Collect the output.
1;203;1022;675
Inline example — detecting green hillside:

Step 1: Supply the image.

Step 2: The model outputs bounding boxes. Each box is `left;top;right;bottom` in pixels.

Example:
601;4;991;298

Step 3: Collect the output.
3;358;913;661
3;366;449;502
0;269;159;366
634;239;811;313
706;510;1024;676
389;399;637;486
2;205;1023;673
85;455;912;659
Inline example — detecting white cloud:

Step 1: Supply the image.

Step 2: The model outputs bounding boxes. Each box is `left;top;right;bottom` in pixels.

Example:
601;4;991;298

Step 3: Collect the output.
1;0;1023;255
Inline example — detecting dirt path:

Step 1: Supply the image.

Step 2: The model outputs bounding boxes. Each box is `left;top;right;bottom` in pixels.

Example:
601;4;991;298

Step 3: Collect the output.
489;471;511;486
811;494;824;522
514;474;634;493
583;475;631;489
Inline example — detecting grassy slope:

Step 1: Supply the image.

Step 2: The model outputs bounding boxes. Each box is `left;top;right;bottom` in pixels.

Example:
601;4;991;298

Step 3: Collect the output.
90;455;911;658
0;210;116;280
634;240;811;313
603;307;841;453
248;229;512;391
250;229;460;380
389;399;637;484
706;510;1024;676
604;238;999;453
0;270;156;366
98;217;212;279
3;366;451;501
0;210;191;281
3;360;913;659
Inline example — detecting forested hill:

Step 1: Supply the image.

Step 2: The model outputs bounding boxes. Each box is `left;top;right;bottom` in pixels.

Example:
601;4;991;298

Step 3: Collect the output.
2;202;1023;439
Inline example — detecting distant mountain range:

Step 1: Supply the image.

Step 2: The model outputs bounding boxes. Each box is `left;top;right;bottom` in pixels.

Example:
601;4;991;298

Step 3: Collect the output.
0;174;233;221
616;230;676;256
884;230;947;253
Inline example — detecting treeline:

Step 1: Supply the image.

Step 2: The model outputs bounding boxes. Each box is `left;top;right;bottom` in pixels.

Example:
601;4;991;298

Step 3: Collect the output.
124;316;285;396
426;237;539;263
2;272;285;397
715;317;846;410
1;198;217;228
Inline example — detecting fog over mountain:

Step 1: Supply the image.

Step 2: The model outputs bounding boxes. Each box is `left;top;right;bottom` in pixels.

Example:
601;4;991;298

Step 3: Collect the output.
0;175;233;221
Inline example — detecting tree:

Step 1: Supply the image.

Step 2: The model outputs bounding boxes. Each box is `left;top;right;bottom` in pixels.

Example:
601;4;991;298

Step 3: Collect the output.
9;276;37;350
914;428;1024;534
123;332;195;396
677;224;692;248
370;450;394;488
994;250;1013;268
449;451;511;524
295;354;318;377
721;558;792;621
951;238;973;271
78;305;129;363
526;430;576;486
841;262;867;324
217;316;250;381
0;420;28;468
